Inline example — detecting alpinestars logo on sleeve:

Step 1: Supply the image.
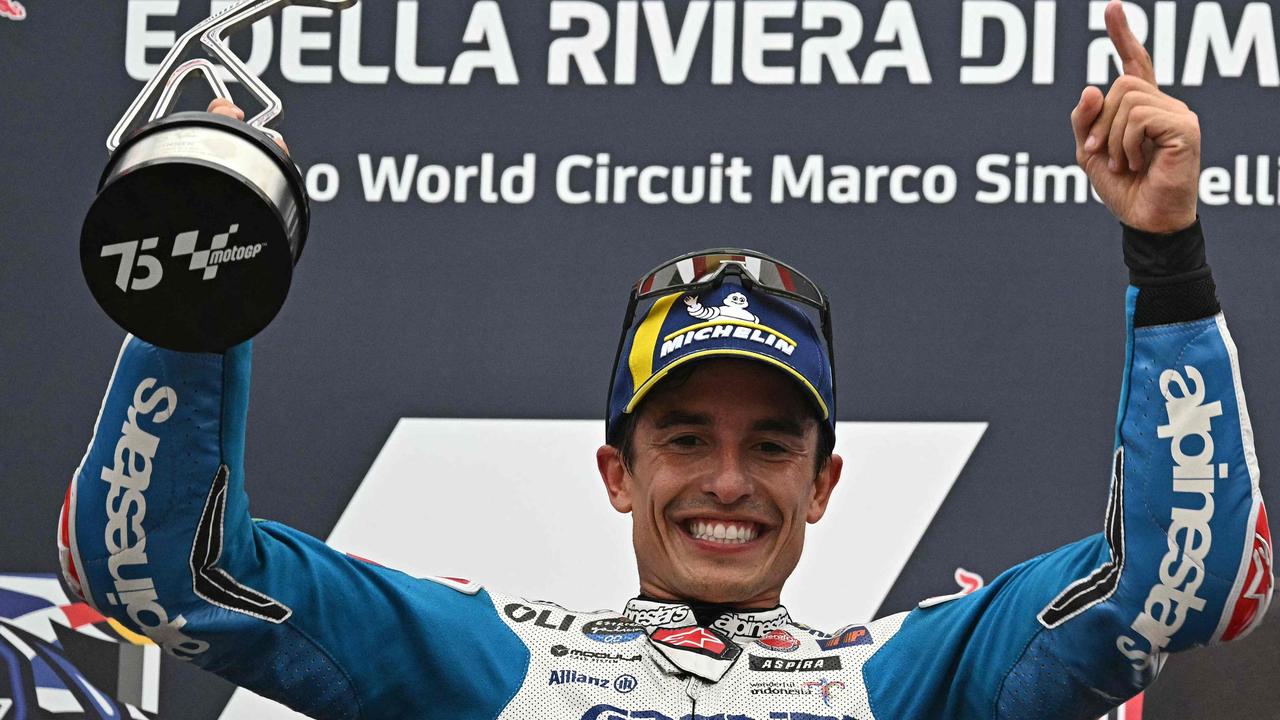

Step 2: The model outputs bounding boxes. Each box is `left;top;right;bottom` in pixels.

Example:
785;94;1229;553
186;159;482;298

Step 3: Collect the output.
1116;365;1222;671
100;378;210;659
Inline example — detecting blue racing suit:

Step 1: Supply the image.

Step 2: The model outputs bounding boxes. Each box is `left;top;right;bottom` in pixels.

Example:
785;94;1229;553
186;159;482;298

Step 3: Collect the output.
58;223;1271;720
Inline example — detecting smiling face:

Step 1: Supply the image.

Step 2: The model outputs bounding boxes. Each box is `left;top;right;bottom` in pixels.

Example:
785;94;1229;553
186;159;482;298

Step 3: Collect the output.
723;292;750;308
597;359;842;607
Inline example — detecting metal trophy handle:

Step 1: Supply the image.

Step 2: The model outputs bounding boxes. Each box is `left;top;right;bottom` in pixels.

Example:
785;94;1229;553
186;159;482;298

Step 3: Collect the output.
82;0;356;352
106;0;357;152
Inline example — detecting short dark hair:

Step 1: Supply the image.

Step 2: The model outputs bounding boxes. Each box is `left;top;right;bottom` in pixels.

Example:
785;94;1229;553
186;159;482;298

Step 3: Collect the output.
608;363;836;473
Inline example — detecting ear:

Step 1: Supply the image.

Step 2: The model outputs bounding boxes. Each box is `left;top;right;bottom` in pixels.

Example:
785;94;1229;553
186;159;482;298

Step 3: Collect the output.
806;453;843;523
597;445;633;513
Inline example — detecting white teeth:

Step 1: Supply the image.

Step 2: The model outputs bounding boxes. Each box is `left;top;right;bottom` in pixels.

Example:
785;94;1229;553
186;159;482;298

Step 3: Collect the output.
686;520;759;544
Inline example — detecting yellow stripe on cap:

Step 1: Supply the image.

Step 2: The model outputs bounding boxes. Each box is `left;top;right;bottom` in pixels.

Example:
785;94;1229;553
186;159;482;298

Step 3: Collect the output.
628;293;682;392
624;348;830;420
662;319;797;348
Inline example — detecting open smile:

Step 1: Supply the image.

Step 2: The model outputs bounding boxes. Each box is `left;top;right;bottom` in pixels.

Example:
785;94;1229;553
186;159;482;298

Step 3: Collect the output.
681;518;765;548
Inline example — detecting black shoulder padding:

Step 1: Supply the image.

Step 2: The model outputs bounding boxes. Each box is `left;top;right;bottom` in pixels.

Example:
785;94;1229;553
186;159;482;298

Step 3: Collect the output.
1122;219;1221;327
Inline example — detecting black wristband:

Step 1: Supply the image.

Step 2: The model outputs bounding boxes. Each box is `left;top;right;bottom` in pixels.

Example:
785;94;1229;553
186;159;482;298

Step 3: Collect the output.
1122;218;1209;287
1121;218;1221;327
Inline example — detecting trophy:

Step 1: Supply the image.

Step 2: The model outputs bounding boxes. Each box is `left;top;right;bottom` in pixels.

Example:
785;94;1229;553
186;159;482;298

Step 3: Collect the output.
81;0;356;352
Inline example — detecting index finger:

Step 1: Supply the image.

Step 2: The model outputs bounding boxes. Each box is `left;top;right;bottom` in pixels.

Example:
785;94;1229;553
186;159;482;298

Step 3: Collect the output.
1105;0;1156;83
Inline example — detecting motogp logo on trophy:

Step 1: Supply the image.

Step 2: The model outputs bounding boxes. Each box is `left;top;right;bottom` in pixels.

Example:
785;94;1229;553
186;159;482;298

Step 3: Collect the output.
99;224;262;292
171;224;264;280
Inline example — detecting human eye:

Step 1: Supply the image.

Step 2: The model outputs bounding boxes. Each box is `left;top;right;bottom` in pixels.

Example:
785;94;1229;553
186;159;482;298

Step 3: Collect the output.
669;434;703;448
753;436;805;458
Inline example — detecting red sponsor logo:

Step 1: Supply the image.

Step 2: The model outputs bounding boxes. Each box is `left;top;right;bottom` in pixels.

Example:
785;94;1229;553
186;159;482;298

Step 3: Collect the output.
652;627;726;654
756;629;800;652
1221;503;1273;642
0;0;25;21
955;567;985;594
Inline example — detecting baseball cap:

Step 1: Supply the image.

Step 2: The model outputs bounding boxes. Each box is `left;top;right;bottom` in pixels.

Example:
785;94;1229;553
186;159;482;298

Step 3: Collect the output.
606;255;835;442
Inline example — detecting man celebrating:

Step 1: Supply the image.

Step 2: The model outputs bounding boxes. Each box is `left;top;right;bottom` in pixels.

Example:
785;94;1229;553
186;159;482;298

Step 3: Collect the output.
59;3;1269;718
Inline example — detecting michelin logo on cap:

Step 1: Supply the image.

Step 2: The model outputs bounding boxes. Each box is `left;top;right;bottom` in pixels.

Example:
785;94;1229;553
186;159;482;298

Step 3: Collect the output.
659;294;797;359
685;293;759;323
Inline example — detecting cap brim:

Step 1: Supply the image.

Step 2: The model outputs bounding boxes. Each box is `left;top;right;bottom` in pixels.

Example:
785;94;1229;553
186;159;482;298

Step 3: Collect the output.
623;348;830;420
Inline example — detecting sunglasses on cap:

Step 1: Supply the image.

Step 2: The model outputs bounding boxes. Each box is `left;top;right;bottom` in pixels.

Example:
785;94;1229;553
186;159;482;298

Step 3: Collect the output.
609;247;837;416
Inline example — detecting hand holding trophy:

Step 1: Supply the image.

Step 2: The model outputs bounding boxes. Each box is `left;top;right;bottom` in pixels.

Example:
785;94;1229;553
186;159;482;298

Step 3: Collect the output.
81;0;356;353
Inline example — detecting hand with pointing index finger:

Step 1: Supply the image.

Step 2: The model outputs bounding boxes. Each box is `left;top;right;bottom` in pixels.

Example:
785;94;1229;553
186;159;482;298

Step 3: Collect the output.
1071;0;1199;233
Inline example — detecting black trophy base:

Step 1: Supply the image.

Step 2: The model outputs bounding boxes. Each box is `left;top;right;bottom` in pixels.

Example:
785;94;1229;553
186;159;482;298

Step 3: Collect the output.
81;113;308;353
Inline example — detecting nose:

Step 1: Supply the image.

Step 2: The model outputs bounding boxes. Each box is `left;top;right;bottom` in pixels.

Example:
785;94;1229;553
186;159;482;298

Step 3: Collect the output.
700;447;753;504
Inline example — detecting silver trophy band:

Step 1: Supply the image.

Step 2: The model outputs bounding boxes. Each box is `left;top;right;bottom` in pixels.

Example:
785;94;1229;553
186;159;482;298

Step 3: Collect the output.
106;0;357;152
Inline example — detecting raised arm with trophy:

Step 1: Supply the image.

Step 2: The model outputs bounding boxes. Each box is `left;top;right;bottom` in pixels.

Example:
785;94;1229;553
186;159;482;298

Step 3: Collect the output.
80;0;354;353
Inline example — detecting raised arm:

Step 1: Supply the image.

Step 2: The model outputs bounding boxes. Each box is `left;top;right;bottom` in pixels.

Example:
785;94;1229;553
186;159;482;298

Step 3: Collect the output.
865;226;1270;720
57;103;527;720
864;4;1271;718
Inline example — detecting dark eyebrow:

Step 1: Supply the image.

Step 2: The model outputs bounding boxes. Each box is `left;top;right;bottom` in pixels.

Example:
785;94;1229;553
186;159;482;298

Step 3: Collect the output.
649;412;809;436
751;417;808;437
651;411;713;429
